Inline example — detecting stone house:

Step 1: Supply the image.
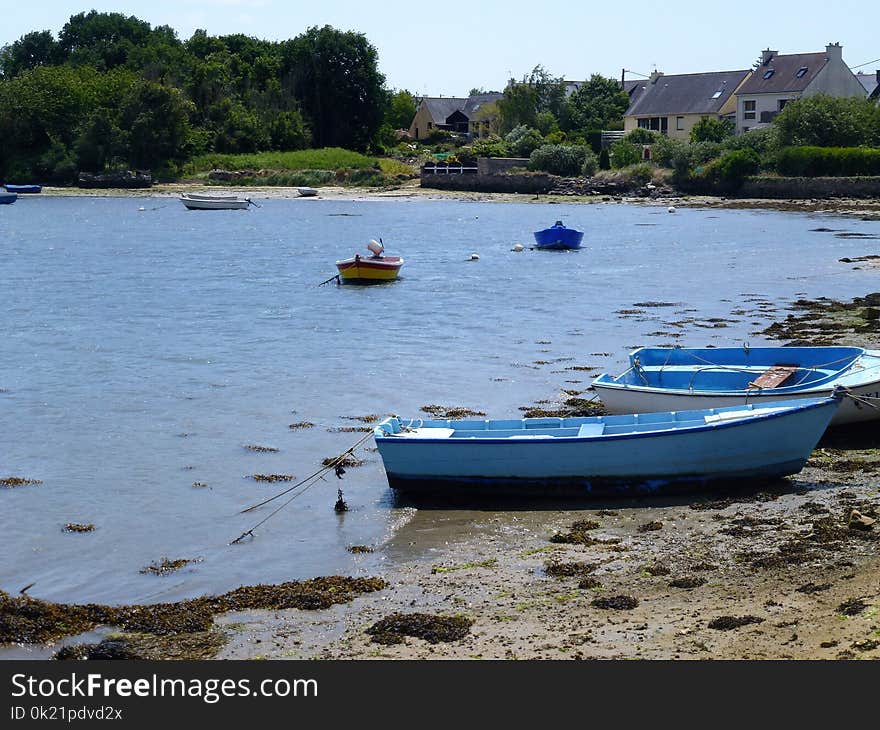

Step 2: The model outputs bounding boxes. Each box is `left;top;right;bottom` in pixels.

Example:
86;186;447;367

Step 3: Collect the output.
734;43;867;132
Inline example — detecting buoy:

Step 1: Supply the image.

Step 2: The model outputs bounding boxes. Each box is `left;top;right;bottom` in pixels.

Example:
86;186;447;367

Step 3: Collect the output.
138;206;145;211
667;206;676;213
512;243;524;252
468;253;480;261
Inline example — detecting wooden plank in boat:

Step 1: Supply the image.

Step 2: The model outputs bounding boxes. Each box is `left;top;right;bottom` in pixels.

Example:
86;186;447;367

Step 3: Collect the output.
748;365;797;389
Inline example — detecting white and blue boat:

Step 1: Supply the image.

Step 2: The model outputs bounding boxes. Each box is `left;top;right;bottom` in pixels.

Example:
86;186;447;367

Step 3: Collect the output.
373;394;841;497
533;220;583;250
3;184;41;194
593;346;880;426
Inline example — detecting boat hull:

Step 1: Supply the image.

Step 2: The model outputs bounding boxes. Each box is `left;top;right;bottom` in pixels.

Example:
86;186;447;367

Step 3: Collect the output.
374;397;839;497
335;256;403;283
3;185;41;194
180;194;250;210
0;192;17;204
533;227;583;250
593;346;880;426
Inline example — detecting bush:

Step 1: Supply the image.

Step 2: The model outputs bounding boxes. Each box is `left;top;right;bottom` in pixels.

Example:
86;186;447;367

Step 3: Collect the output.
505;125;545;157
609;139;641;168
715;149;760;181
626;128;659;144
469;135;509;158
776;146;880;176
689;117;733;143
651;135;688;170
598;149;610;170
720;126;780;169
775;94;880;148
528;144;589;176
581;148;599;176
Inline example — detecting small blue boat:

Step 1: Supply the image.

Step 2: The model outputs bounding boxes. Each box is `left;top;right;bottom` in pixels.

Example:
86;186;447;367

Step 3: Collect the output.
593;346;880;426
0;192;17;205
3;184;41;194
373;394;841;497
533;220;583;250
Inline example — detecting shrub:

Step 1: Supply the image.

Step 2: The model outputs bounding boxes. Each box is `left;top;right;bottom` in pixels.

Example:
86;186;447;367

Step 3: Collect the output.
469;135;509;158
715;148;760;181
581;148;599;176
690;117;734;143
598;149;610;170
609;139;641;168
776;146;880;176
626;162;656;186
775;94;880;148
651;136;689;170
505;125;545;157
528;144;589;176
626;128;659;144
721;126;780;169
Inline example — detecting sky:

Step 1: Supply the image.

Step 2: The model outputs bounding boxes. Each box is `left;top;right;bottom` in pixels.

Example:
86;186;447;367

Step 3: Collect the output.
3;1;879;95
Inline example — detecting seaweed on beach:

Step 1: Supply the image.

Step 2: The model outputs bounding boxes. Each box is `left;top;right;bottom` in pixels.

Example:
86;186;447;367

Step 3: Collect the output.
321;455;364;468
288;421;315;430
347;545;374;554
549;520;609;545
837;597;868;617
642;562;671;576
637;521;664;533
578;576;602;589
0;576;388;645
55;632;227;661
366;613;473;645
708;615;764;631
545;561;598;579
249;474;295;483
669;576;707;589
591;595;639;610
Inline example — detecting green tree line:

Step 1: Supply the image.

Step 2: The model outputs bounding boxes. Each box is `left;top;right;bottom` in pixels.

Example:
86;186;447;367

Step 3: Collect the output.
0;11;413;182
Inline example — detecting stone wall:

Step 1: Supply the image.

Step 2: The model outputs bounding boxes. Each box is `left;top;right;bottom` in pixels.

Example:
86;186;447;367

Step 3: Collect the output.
420;171;557;194
739;176;880;199
476;157;530;175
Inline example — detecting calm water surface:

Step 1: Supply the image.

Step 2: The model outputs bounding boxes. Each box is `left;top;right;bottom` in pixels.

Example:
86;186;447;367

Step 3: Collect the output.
1;195;876;606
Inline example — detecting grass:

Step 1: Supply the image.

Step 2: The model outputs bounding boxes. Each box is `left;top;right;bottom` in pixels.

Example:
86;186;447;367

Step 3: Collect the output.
186;147;380;174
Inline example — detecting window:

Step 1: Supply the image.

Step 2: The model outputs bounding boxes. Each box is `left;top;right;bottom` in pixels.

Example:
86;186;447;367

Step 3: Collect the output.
762;69;775;79
796;66;808;78
743;100;756;120
638;116;668;133
427;122;433;129
711;90;723;99
778;99;788;111
676;116;684;130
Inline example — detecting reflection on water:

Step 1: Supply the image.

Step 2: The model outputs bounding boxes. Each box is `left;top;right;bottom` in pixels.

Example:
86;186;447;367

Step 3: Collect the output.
0;195;875;604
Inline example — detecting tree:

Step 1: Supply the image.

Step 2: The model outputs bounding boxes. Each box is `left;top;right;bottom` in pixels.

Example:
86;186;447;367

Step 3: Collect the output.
385;89;417;130
505;125;544;157
609;139;641;168
0;31;64;78
281;26;386;150
690;117;734;143
774;94;880;148
561;74;629;133
497;65;565;134
59;11;152;70
120;80;195;168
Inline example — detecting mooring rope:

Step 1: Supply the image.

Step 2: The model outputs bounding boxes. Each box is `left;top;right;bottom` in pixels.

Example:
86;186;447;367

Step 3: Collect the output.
230;430;375;544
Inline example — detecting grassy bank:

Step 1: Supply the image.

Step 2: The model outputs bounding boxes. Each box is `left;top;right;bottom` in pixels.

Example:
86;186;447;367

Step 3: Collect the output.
182;147;416;188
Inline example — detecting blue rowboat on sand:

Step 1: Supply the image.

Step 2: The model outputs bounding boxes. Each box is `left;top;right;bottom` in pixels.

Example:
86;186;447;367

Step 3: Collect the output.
0;192;17;205
3;184;41;194
373;394;842;497
592;346;880;426
533;220;583;250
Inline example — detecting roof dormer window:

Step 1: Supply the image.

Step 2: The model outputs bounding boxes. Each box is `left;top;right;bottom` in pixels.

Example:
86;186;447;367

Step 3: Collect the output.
795;66;808;78
762;69;775;80
711;90;723;99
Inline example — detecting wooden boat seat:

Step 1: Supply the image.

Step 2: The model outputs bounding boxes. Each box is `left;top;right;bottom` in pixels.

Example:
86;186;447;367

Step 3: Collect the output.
577;423;606;437
748;365;797;389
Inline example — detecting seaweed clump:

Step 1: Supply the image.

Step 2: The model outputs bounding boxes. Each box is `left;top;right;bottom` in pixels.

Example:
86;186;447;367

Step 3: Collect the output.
0;576;388;646
837;597;868;617
637;521;663;533
140;558;200;576
243;444;280;453
347;545;374;554
708;615;764;631
55;632;227;661
549;520;604;544
366;613;473;645
591;595;639;610
420;405;486;419
545;561;597;579
249;474;295;483
63;523;95;533
669;576;707;589
1;477;42;488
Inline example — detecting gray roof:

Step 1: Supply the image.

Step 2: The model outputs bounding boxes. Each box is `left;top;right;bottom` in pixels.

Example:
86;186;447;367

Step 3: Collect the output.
626;69;749;116
737;52;827;94
421;93;503;124
854;71;879;96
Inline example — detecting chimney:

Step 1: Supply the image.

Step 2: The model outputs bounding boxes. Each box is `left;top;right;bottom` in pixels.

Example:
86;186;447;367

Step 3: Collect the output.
825;42;842;61
649;70;663;84
761;49;777;65
875;69;879;84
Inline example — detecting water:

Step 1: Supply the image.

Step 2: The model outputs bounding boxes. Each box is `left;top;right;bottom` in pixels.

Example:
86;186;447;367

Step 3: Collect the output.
1;195;876;606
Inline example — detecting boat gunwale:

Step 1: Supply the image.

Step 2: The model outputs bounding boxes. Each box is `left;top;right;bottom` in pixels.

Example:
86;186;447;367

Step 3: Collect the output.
373;396;839;445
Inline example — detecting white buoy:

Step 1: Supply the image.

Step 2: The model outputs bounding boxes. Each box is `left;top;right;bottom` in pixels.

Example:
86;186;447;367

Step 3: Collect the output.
468;253;480;261
511;243;524;252
138;206;145;211
667;206;676;213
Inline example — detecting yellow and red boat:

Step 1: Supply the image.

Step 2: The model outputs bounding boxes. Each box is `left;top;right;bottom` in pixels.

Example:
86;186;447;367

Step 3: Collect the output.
335;240;404;284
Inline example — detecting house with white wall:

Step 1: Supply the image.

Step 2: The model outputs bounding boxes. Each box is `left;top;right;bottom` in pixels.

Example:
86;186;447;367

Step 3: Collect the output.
735;43;867;132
